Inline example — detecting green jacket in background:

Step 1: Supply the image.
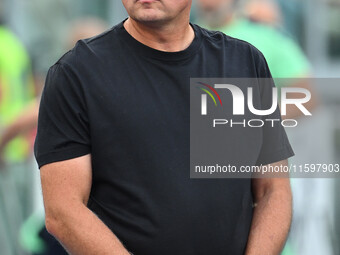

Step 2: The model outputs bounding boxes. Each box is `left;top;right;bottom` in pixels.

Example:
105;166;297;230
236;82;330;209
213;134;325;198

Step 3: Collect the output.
0;26;35;162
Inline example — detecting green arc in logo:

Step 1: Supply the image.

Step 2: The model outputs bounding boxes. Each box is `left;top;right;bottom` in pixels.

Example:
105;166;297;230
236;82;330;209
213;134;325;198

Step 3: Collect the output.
199;88;217;106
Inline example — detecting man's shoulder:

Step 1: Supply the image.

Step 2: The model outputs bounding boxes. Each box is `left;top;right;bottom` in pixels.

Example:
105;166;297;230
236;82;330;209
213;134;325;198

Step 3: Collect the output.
194;23;266;61
54;25;120;68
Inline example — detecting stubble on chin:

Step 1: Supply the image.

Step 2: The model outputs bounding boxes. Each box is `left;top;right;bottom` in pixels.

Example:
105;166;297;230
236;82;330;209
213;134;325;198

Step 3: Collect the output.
130;8;169;25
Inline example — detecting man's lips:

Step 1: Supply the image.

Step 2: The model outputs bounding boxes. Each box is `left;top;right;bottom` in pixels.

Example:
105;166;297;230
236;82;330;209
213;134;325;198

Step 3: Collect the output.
137;0;158;3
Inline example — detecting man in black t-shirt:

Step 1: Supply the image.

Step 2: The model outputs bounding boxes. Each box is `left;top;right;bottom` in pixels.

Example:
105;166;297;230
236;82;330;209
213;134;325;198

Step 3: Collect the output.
34;1;294;254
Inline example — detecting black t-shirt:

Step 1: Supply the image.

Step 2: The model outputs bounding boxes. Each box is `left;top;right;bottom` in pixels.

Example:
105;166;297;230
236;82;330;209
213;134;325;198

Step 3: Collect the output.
34;20;294;255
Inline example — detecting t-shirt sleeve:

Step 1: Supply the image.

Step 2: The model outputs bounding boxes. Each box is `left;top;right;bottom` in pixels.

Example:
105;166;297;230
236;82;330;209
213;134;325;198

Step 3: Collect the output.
34;62;91;168
255;51;295;166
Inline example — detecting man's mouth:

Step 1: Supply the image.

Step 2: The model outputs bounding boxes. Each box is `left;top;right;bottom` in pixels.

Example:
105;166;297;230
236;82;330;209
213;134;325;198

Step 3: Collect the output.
137;0;158;3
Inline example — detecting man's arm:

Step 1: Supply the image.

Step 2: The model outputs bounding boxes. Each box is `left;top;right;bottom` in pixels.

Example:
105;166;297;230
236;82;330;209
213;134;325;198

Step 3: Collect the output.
40;154;131;255
245;159;292;255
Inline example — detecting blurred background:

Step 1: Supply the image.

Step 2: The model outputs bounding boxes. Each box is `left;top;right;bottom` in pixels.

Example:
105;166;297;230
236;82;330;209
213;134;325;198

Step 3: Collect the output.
0;0;339;254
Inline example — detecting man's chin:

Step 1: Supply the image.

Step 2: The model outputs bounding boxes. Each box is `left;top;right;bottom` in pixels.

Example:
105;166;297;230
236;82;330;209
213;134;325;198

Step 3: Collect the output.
133;11;168;25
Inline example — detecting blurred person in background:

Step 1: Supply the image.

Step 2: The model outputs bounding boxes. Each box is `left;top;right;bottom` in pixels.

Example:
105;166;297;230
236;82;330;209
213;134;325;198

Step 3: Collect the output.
0;21;35;163
244;0;282;27
197;1;335;255
0;12;36;255
196;0;312;84
0;17;108;255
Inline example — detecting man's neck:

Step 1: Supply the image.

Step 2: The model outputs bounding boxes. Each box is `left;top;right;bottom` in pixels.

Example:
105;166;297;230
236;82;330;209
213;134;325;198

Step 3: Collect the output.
123;17;195;52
